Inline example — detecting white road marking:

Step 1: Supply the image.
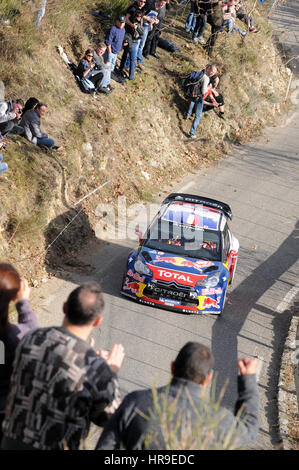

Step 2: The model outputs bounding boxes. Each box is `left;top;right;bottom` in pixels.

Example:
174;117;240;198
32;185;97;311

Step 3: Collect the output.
276;282;299;313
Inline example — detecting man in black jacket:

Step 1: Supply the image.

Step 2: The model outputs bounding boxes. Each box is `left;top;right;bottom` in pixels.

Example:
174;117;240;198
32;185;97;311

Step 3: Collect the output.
96;342;259;450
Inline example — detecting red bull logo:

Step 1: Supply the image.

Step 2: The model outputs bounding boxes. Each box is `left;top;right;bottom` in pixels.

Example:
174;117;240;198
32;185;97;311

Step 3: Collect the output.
123;278;146;297
197;296;221;310
154;256;214;272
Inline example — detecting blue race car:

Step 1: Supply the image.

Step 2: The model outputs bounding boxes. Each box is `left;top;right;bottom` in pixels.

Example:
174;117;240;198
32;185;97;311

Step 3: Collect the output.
121;193;239;314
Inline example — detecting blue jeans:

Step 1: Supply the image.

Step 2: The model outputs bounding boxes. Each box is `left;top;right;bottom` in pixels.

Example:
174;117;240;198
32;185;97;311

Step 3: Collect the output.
108;52;118;73
0;154;8;174
223;19;245;34
37;137;55;148
193;15;207;38
100;69;111;88
187;97;204;136
137;24;150;65
185;13;197;32
124;40;141;79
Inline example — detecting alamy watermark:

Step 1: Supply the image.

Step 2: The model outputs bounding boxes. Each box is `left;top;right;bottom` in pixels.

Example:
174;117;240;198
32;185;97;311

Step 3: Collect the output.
95;196;207;249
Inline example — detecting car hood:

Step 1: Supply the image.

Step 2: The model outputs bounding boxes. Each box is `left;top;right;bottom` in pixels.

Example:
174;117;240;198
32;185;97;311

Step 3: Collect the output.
139;247;223;287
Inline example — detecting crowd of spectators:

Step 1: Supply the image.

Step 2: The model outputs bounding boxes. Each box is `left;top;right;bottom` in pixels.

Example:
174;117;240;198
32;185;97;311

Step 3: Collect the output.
0;0;261;162
0;263;259;450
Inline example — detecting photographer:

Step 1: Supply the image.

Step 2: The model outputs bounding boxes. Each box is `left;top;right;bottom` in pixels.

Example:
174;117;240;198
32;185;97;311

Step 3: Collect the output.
120;8;144;80
0;99;24;136
0;133;8;175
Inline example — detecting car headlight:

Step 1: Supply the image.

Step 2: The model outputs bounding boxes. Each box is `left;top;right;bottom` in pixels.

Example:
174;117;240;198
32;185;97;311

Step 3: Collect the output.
134;258;152;276
196;272;220;288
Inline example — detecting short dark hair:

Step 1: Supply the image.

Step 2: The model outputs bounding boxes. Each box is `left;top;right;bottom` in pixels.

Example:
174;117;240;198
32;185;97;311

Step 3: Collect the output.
65;282;105;326
173;342;214;384
35;102;47;110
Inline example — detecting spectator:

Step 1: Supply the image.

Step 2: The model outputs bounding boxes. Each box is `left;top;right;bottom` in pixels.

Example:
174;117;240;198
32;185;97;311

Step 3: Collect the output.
143;0;168;60
1;282;125;450
0;133;8;175
77;49;108;94
0;264;38;443
222;0;247;36
204;70;227;119
203;87;226;119
105;16;126;77
19;102;58;149
185;0;199;35
235;0;259;32
120;0;150;74
96;342;259;450
204;1;224;56
0;99;24;136
136;0;159;70
185;64;217;138
192;0;208;44
120;7;144;80
21;97;39;117
93;43;114;93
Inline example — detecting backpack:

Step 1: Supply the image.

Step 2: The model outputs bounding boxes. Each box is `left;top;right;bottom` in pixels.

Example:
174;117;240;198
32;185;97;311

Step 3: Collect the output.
184;70;205;99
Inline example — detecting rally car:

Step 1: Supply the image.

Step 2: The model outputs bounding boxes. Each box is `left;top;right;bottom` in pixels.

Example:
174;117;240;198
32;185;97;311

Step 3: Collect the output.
121;193;239;314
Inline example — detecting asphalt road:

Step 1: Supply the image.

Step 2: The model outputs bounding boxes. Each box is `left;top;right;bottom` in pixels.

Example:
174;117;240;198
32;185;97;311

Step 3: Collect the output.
33;1;299;450
35;103;299;449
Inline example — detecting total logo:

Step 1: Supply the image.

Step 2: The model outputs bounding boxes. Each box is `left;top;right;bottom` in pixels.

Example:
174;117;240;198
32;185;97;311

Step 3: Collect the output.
156;269;198;285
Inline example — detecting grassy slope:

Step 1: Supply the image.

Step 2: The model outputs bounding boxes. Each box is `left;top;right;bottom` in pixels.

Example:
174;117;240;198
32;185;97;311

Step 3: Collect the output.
0;0;291;282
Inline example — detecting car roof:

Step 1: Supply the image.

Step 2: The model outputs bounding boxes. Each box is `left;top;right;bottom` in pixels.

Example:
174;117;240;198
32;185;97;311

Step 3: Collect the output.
161;201;226;231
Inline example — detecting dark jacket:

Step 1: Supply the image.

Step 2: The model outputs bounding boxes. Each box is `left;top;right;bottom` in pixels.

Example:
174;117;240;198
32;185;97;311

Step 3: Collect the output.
1;327;121;450
0;299;38;414
19;108;48;144
96;374;259;450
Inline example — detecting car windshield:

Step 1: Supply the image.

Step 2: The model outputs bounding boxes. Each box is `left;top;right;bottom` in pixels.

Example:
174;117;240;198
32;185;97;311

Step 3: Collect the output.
143;219;222;261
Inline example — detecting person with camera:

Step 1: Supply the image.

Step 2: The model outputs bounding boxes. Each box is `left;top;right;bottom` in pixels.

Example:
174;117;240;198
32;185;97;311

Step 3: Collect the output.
143;0;170;60
120;8;144;81
0;99;25;137
77;49;110;94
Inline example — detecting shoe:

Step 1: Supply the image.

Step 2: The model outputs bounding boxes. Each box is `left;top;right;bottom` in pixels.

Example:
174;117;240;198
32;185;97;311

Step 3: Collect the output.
137;63;145;71
184;114;190;120
185;28;190;33
249;27;259;33
150;53;160;59
107;85;114;92
241;31;247;37
98;87;111;95
218;113;227;121
193;37;199;44
198;36;205;44
143;55;149;60
188;134;196;139
52;145;62;151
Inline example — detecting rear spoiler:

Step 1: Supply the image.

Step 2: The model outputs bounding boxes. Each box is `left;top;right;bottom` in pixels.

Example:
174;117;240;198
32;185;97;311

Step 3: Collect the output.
162;193;232;220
